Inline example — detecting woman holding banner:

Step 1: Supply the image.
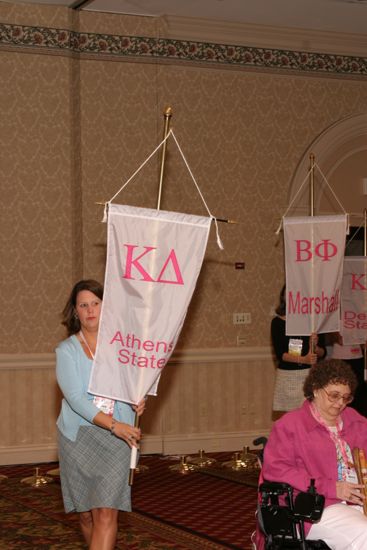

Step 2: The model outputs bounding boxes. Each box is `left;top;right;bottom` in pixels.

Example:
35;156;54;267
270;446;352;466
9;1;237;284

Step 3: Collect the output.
56;279;146;550
271;285;326;418
262;359;367;549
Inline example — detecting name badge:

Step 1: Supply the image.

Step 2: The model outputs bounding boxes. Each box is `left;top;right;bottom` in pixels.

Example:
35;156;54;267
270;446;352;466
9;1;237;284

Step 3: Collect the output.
345;468;358;484
289;338;303;357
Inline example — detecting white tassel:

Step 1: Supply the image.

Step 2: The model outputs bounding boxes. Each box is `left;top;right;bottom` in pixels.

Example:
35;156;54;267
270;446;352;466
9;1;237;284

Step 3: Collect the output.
213;218;224;250
102;202;109;223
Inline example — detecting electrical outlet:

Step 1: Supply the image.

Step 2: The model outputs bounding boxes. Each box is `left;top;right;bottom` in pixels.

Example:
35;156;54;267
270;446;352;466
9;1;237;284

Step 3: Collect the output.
237;336;246;346
233;312;252;325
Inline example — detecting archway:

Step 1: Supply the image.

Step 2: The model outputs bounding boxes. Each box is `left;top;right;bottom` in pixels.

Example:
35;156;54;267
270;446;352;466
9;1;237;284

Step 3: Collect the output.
288;113;367;218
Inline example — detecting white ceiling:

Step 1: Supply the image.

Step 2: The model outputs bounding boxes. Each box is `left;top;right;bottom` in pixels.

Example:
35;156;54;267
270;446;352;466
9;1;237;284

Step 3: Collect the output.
3;0;367;35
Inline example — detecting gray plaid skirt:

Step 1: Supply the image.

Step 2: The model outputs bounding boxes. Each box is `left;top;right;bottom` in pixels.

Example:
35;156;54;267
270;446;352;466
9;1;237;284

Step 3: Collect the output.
272;368;309;412
58;426;131;513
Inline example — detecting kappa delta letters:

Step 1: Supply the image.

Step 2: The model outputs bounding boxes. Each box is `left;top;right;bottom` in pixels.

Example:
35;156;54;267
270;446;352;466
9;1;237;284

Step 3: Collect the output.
123;245;184;285
108;245;180;369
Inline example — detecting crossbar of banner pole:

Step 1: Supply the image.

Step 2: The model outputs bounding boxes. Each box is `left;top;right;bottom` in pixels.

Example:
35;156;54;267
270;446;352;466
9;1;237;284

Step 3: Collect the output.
95;203;238;224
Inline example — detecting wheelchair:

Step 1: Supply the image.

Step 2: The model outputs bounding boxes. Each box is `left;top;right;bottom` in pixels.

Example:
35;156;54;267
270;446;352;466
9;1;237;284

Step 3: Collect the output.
253;438;331;550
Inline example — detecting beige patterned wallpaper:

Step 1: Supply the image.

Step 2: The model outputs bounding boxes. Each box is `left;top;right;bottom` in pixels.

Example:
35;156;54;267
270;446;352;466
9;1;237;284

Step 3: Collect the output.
0;50;73;352
0;3;366;353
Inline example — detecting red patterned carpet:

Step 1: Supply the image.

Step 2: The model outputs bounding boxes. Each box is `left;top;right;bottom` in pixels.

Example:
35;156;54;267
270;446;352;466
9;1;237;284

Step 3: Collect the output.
133;454;258;549
0;453;258;549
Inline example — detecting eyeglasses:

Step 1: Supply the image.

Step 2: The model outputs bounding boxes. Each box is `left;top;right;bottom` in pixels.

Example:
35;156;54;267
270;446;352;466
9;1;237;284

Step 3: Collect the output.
322;388;353;405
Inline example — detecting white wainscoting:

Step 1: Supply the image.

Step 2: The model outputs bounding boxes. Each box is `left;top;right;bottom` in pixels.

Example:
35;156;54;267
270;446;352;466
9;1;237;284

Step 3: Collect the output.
0;347;275;465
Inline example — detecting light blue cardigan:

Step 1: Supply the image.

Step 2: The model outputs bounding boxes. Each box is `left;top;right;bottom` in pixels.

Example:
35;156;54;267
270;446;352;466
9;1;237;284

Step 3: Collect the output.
56;334;135;441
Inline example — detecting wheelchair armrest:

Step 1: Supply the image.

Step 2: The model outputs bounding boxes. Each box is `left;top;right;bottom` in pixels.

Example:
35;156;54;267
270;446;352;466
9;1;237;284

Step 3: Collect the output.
294;490;325;522
260;480;294;496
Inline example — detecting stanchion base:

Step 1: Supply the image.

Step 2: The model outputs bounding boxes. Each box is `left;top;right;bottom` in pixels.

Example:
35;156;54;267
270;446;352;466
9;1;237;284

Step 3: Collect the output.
21;467;54;488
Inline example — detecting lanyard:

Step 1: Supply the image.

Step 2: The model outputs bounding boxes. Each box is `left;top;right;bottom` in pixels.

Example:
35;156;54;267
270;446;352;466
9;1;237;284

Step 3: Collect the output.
79;331;115;415
310;402;351;470
79;330;95;360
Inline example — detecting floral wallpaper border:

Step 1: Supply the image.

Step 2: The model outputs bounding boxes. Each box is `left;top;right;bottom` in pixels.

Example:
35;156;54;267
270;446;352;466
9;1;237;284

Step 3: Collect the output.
1;22;366;77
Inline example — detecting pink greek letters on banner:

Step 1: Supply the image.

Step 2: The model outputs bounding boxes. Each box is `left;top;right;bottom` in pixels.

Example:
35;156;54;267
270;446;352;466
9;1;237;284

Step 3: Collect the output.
284;215;347;336
295;239;338;262
340;257;367;345
88;204;211;404
123;245;184;284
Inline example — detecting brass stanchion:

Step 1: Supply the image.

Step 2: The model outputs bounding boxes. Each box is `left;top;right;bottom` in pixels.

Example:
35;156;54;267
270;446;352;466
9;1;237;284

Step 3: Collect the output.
21;467;53;487
240;446;261;471
222;447;260;471
222;451;244;471
187;449;217;467
169;456;197;474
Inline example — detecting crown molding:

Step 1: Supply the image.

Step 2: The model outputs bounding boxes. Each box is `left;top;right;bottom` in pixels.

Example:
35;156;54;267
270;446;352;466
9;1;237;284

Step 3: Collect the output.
1;20;366;77
159;15;367;57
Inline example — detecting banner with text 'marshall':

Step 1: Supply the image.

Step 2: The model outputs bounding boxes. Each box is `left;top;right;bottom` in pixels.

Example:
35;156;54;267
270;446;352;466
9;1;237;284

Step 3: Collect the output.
284;215;347;336
88;204;211;404
340;256;367;345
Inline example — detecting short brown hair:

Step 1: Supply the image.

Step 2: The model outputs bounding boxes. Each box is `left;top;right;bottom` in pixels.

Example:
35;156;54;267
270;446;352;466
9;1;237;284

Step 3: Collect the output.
303;358;357;401
61;279;103;336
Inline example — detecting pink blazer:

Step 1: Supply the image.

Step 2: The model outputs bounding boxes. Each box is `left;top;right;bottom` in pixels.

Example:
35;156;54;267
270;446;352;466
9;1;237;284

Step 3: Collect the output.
255;400;367;547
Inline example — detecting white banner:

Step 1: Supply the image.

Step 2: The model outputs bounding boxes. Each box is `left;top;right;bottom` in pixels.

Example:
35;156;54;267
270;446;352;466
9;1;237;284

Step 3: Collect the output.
284;215;347;336
88;204;211;404
340;256;367;345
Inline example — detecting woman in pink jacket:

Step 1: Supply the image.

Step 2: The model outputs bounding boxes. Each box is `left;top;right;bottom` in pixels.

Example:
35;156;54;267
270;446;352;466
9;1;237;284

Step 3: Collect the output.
262;359;367;549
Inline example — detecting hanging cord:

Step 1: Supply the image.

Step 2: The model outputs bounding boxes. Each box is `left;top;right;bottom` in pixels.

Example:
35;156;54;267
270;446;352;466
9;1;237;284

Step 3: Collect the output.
102;129;224;250
102;130;173;222
276;162;349;234
275;167;312;234
170;130;223;250
345;223;363;252
314;161;349;232
315;162;348;215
